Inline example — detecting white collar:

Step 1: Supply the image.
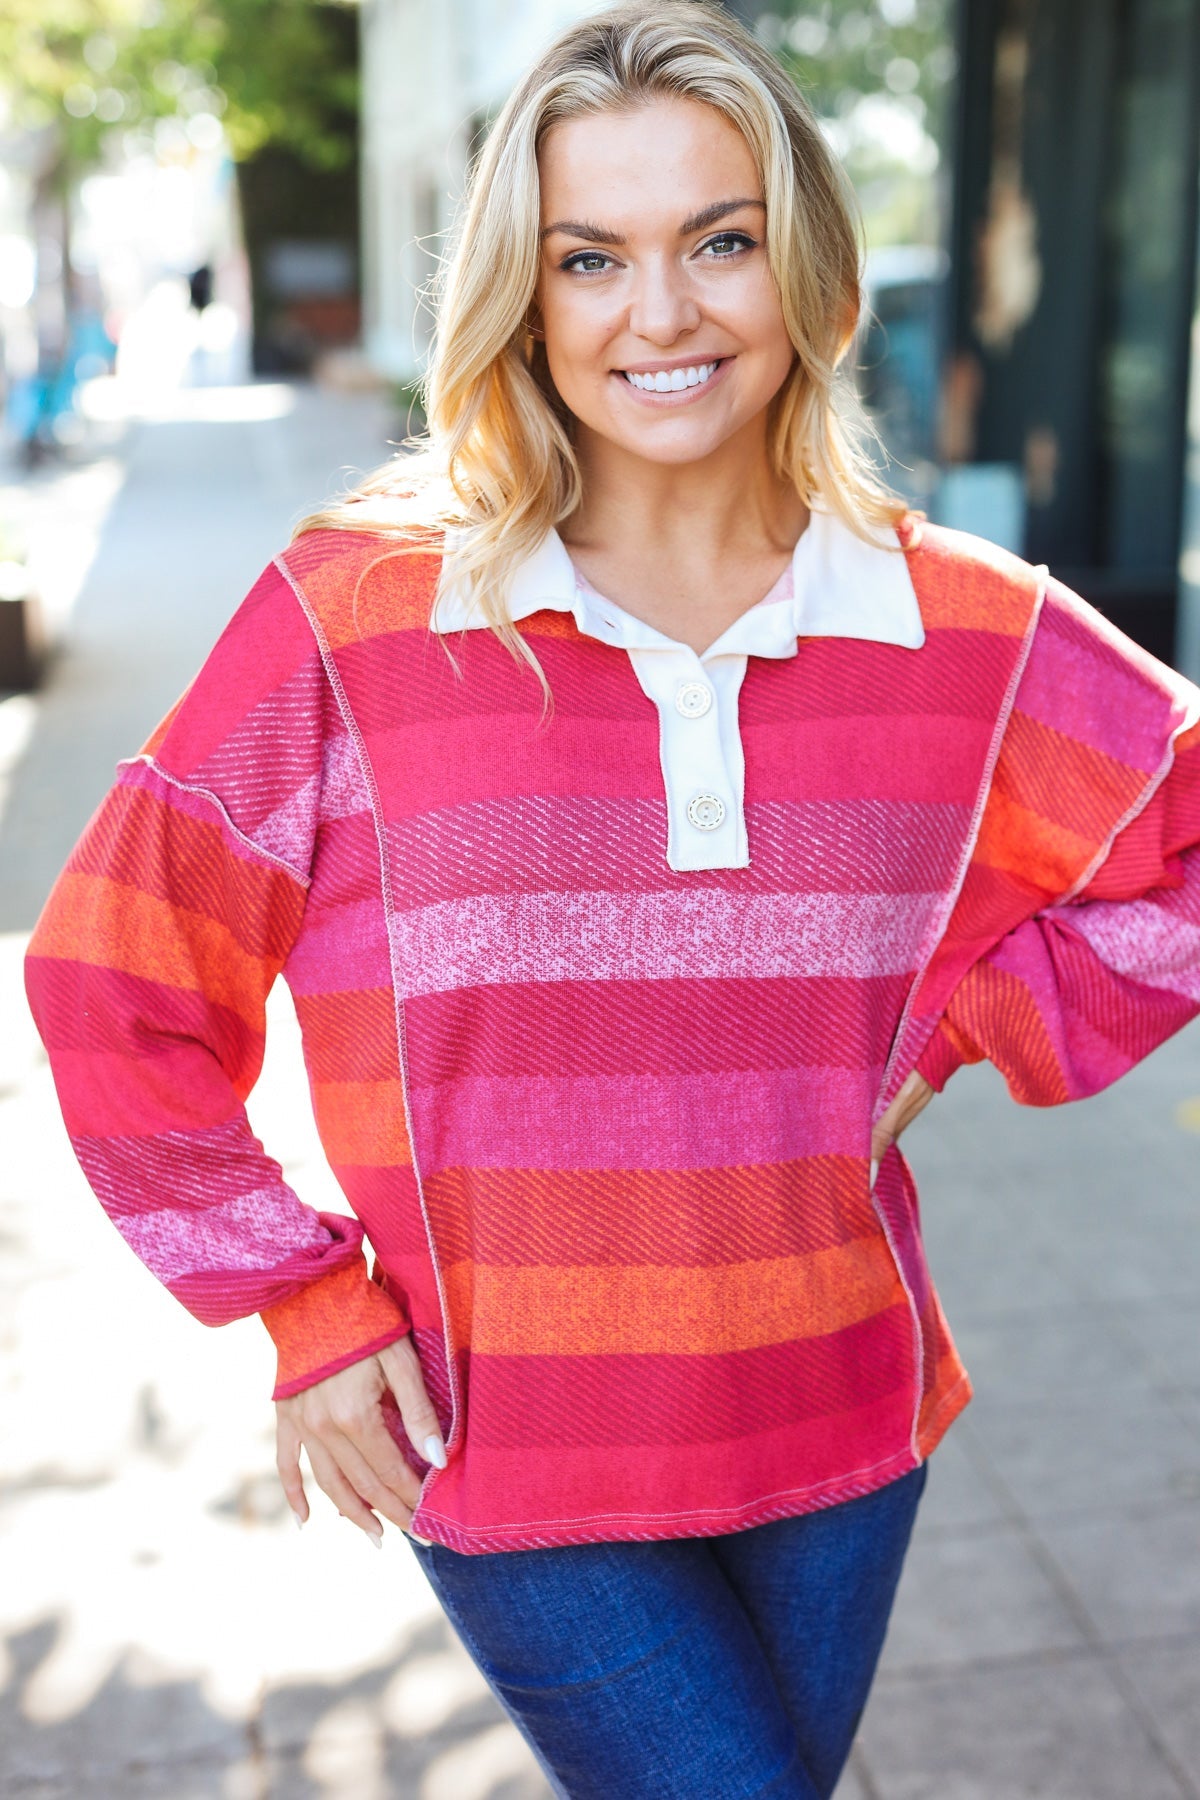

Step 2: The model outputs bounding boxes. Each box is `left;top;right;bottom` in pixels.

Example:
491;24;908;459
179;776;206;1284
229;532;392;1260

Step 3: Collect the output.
431;503;925;660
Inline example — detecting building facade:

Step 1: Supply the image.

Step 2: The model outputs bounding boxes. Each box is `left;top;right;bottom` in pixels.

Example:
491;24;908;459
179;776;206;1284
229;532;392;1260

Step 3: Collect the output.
359;0;1200;670
359;0;609;383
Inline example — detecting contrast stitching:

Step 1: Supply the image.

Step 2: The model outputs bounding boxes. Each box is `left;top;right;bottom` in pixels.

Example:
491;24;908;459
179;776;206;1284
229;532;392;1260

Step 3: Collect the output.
875;558;1048;1116
119;754;311;887
272;551;463;1485
1057;684;1200;906
417;1445;921;1537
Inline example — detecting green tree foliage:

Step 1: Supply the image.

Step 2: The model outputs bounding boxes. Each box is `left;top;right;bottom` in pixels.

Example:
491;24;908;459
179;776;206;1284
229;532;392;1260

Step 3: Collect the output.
760;0;956;125
0;0;357;182
758;0;957;245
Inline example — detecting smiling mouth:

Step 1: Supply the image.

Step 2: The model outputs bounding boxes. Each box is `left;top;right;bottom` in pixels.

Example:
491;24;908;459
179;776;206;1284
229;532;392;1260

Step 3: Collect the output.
620;358;725;394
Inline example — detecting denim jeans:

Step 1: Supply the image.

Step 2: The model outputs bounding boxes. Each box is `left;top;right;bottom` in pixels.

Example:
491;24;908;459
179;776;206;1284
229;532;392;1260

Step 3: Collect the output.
407;1459;928;1800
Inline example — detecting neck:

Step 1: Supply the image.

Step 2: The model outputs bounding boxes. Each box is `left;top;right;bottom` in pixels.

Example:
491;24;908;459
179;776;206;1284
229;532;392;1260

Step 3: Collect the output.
565;412;809;564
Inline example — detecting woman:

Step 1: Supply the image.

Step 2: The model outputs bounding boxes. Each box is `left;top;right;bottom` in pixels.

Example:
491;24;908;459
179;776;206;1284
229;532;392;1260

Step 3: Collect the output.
25;6;1200;1797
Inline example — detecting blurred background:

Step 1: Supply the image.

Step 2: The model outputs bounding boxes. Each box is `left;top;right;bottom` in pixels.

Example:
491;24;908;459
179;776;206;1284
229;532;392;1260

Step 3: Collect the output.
2;3;1200;1797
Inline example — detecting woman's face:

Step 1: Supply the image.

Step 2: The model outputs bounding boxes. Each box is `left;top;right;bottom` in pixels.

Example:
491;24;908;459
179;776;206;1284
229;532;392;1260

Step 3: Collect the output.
535;97;796;468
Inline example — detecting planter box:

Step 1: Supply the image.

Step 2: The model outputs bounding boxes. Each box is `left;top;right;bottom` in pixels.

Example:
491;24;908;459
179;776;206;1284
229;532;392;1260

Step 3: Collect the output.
0;563;45;690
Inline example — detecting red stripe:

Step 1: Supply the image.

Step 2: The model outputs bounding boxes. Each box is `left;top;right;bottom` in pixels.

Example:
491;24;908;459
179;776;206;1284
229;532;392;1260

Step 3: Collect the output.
403;976;906;1083
461;1306;915;1448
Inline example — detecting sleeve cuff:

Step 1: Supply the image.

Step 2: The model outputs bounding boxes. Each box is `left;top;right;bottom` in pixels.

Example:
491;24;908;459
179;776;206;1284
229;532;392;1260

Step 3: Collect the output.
261;1258;410;1399
916;1020;971;1093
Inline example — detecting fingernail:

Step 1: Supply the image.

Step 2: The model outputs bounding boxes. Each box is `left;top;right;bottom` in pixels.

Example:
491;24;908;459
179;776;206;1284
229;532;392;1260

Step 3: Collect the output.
869;1158;879;1190
411;1532;434;1547
367;1530;383;1550
423;1434;447;1470
292;1510;306;1531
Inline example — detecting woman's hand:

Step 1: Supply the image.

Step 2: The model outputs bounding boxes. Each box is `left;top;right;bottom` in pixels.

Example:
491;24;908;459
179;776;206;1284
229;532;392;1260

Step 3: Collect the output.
870;1070;935;1187
275;1333;446;1546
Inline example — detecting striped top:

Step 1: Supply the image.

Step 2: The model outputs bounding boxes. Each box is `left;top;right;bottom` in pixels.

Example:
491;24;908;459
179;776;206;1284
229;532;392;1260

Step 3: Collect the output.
435;504;927;873
25;513;1200;1553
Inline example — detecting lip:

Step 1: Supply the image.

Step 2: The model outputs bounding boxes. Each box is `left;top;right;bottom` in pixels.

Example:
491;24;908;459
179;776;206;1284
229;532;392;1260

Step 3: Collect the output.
612;355;733;406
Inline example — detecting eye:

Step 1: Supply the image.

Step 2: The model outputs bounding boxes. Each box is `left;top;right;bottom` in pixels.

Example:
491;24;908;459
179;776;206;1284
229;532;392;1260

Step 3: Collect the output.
699;231;757;259
560;249;615;276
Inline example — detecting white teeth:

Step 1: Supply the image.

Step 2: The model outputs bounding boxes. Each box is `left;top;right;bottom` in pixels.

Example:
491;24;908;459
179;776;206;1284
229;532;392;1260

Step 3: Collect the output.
624;361;719;392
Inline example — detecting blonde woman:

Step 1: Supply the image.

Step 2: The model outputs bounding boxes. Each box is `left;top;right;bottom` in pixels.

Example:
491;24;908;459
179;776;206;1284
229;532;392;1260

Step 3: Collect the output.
25;5;1200;1796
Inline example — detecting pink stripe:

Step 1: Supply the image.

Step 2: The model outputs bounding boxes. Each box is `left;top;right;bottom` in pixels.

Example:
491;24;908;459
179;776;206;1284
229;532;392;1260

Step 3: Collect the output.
1059;853;1200;1001
391;890;938;996
118;1184;326;1281
409;1067;874;1171
1014;583;1186;773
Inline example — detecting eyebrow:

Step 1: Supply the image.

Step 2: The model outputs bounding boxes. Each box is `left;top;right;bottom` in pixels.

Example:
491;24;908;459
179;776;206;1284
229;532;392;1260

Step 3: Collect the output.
540;196;765;244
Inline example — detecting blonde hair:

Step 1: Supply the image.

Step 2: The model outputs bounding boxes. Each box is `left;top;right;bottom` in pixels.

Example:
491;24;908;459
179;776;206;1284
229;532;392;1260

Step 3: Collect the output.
295;0;909;678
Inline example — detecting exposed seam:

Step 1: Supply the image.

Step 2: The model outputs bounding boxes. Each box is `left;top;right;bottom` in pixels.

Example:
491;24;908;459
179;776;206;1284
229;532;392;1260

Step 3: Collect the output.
416;1443;922;1538
1056;684;1200;906
875;560;1049;1115
271;552;462;1487
119;753;311;887
919;1370;973;1437
865;560;1047;1465
869;1167;926;1462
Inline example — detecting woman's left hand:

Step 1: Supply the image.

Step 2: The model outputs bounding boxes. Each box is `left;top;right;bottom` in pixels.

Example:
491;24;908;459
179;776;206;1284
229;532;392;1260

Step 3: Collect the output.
870;1071;935;1186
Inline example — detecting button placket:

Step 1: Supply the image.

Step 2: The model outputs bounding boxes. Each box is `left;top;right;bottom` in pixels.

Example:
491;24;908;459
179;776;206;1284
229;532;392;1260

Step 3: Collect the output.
631;646;739;869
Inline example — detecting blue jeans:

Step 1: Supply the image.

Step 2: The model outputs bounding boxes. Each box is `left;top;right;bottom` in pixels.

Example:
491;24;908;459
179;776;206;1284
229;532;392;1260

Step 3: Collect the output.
407;1460;928;1799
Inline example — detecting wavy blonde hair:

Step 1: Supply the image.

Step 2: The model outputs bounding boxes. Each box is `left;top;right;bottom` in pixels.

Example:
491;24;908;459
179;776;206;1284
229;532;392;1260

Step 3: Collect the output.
294;0;909;678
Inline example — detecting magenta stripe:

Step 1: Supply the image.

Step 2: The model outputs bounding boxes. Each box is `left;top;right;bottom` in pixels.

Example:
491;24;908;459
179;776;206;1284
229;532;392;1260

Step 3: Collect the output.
285;896;393;993
385;796;970;906
408;1067;874;1171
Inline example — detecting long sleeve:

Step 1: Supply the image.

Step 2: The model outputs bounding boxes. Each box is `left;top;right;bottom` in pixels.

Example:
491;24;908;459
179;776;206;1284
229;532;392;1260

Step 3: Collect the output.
917;579;1200;1105
25;561;408;1397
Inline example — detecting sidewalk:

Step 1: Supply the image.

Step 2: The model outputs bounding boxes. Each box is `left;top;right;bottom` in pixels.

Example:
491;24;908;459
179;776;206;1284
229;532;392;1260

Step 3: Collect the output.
2;385;1199;1798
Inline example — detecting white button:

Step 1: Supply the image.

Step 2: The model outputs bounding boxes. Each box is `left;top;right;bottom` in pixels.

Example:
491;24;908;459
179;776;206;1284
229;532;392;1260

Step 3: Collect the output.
687;793;726;831
675;680;713;719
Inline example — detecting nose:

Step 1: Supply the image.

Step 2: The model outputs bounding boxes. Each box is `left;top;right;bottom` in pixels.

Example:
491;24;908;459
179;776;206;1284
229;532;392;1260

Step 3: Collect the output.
627;253;702;346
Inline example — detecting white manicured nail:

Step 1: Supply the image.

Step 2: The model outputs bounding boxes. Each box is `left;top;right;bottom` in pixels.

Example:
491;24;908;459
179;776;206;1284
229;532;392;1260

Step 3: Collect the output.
869;1158;879;1190
367;1529;383;1550
291;1510;305;1531
411;1532;435;1546
423;1434;447;1469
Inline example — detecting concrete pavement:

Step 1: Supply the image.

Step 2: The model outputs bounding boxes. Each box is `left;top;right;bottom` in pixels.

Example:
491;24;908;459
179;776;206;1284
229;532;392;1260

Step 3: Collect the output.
2;382;1199;1798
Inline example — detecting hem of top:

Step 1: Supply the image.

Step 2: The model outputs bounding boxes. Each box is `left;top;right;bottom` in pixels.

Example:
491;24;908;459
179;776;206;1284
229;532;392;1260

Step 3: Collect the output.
270;1324;410;1401
916;1369;974;1455
409;1430;959;1555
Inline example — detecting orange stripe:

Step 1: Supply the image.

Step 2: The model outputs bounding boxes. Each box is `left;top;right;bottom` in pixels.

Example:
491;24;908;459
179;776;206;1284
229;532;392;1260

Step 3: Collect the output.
310;1079;414;1166
284;534;441;649
994;711;1146;844
909;537;1039;635
443;1234;904;1357
972;789;1096;891
947;961;1071;1104
31;872;276;1027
